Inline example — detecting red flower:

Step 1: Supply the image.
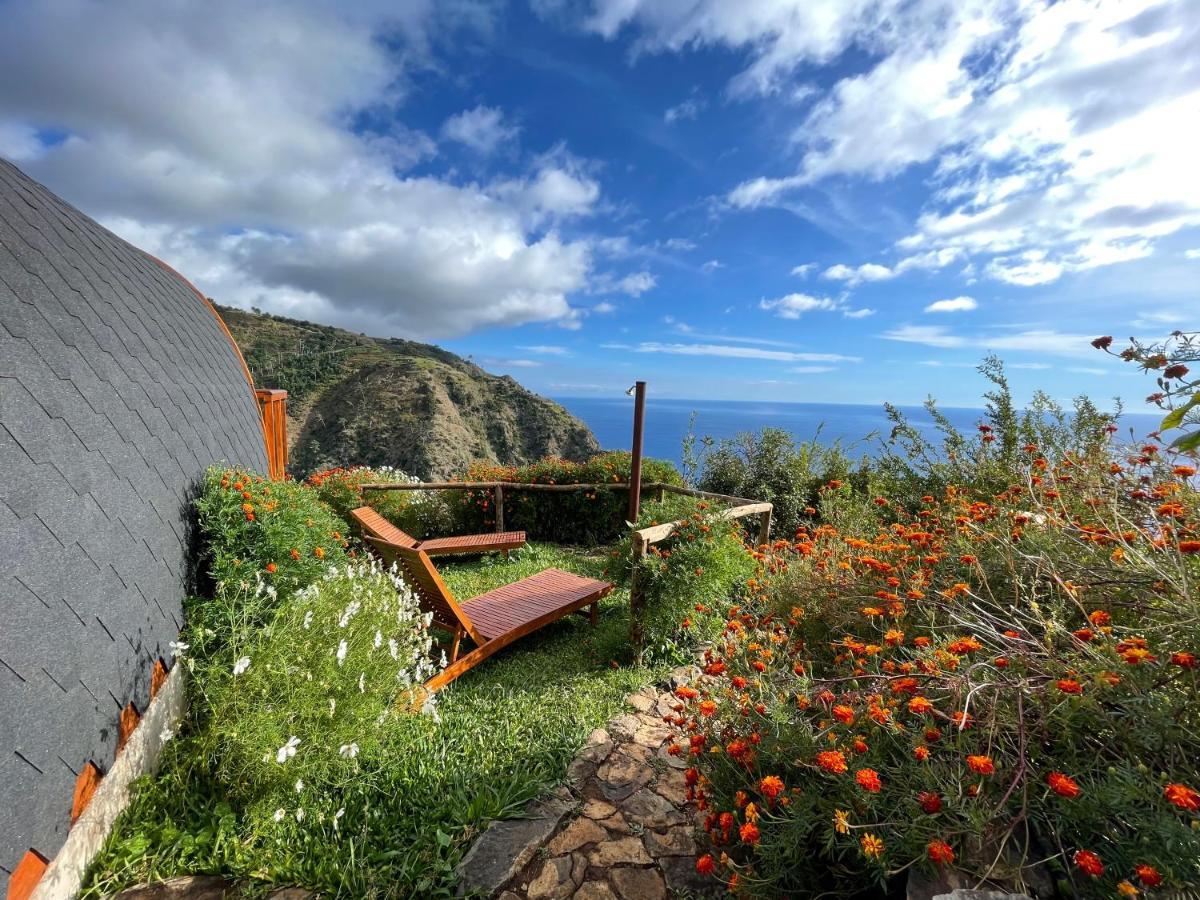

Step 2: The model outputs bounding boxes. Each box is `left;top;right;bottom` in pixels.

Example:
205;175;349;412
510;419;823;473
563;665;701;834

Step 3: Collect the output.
927;840;955;866
695;854;716;876
816;751;848;775
289;548;301;561
966;755;995;776
1056;678;1083;695
918;791;942;814
1074;850;1104;877
759;776;785;800
1165;782;1200;812
832;704;855;724
266;562;277;574
1180;540;1200;554
740;821;760;844
1091;336;1113;350
855;768;882;793
1171;651;1198;669
907;696;934;715
698;700;717;717
1165;364;1189;379
1046;772;1081;799
1135;864;1162;887
913;746;930;761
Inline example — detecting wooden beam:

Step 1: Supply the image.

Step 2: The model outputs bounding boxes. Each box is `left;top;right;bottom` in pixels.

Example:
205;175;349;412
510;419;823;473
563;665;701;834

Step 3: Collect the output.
494;484;505;533
633;501;773;546
70;763;102;827
628;534;649;666
116;702;139;754
7;850;48;900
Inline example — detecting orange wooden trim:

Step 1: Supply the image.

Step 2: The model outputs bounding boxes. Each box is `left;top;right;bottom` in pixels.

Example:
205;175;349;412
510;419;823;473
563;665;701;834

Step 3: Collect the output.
255;389;289;480
150;658;169;700
6;850;48;900
70;762;103;826
117;702;139;754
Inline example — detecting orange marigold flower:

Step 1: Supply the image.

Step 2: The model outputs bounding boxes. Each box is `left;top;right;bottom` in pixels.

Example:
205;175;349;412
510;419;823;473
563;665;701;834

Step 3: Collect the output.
739;821;760;844
1088;610;1112;626
913;636;932;648
1074;849;1104;877
816;750;848;775
698;700;717;717
314;547;325;559
947;636;982;655
908;696;934;715
1073;627;1095;642
759;776;785;800
1056;678;1083;695
289;548;301;561
918;791;942;814
832;704;855;724
1135;864;1162;887
1164;782;1200;812
1173;465;1197;477
1171;651;1198;669
695;854;716;876
927;839;955;866
860;833;884;858
1046;772;1081;798
855;768;882;793
966;754;995;776
1180;540;1200;554
1117;880;1139;898
266;562;277;574
913;746;930;761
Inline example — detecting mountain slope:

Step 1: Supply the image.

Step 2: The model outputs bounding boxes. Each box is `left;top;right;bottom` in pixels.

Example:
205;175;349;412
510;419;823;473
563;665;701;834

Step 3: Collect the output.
216;305;600;479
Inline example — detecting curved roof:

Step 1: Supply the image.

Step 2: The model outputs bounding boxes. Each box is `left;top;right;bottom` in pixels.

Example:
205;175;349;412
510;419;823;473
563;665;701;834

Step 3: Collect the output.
0;158;269;885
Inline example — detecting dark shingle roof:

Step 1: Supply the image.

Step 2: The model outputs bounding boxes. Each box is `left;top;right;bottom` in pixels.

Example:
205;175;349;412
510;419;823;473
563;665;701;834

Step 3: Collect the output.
0;158;269;885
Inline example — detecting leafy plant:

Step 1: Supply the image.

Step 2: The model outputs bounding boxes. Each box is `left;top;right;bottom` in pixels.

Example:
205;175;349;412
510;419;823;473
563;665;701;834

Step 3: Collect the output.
1095;331;1200;451
307;465;457;540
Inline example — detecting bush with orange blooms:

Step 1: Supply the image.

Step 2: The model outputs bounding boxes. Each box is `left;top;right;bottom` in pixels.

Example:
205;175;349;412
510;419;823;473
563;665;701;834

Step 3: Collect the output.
306;465;456;539
669;434;1200;897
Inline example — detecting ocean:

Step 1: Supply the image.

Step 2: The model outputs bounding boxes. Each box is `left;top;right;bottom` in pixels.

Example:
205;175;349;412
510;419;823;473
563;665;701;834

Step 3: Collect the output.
553;396;1164;470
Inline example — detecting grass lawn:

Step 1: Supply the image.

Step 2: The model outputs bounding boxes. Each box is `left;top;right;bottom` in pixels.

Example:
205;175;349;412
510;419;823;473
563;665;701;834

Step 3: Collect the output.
84;542;670;899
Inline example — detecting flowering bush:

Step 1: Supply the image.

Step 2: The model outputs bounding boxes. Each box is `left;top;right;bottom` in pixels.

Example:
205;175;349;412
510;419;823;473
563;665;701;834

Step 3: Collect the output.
195;467;350;626
1095;331;1200;451
456;450;683;544
671;438;1200;897
306;465;457;539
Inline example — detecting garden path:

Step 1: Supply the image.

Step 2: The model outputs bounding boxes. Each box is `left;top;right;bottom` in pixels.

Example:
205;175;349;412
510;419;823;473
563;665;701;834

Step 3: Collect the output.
455;665;717;899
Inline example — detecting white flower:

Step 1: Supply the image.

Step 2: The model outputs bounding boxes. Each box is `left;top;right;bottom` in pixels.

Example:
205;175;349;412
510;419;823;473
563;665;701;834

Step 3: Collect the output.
333;807;345;830
336;640;348;666
295;807;305;822
329;698;337;716
338;600;361;628
276;735;300;764
159;725;175;743
374;630;383;649
232;656;251;676
273;808;286;822
339;742;359;759
303;610;314;630
168;640;189;658
388;639;399;660
294;778;304;793
358;672;366;693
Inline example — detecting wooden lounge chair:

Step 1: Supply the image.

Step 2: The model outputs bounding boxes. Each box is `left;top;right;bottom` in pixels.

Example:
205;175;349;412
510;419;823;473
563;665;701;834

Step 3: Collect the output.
351;506;526;558
363;535;612;693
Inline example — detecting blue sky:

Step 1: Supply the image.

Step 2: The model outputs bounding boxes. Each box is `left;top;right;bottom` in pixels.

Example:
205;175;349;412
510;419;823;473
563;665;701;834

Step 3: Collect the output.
2;0;1198;408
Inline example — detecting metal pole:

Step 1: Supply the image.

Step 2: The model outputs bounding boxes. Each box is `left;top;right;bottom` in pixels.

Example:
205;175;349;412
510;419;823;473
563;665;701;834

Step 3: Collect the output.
628;381;646;523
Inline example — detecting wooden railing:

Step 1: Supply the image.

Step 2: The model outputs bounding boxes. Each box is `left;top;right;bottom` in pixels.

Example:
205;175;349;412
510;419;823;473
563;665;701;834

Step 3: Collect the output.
362;479;773;661
255;389;288;480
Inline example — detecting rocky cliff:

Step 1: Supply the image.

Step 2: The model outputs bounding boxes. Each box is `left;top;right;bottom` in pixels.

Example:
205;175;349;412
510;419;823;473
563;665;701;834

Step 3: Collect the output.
216;306;600;479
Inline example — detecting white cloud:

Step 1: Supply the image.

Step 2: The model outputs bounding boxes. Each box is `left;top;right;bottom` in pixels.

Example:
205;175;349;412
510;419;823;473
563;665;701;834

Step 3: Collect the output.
843;307;875;319
1066;366;1106;375
1185;248;1200;259
664;237;697;250
622;0;1200;287
606;341;859;363
759;292;840;319
664;96;705;123
790;366;837;374
822;262;895;285
442;105;520;154
604;271;656;296
924;295;977;313
701;259;723;273
592;300;617;313
882;325;967;349
519;345;571;356
883;325;1105;357
1010;362;1052;370
790;263;815;277
0;0;607;340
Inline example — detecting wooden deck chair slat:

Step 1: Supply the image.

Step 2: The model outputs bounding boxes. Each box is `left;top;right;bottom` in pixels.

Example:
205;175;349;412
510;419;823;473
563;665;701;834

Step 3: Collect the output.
351;507;420;549
351;506;525;557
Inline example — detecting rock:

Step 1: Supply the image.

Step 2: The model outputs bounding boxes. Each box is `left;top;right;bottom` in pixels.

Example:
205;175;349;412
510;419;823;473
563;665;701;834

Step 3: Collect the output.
454;795;575;897
597;810;631;835
935;893;1033;900
596;750;655;802
908;868;1034;900
526;856;576;900
610;867;666;900
632;722;672;748
589;837;653;867
571;851;589;886
581;798;618;820
567;756;597;791
608;714;642;742
579;730;615;765
110;877;233;900
574;882;619;900
660;855;721;898
654;696;677;718
499;893;521;900
626;692;655;714
655;743;688;770
620;788;687;829
643;826;696;858
268;891;315;900
668;666;700;689
548;816;608;854
652;768;689;806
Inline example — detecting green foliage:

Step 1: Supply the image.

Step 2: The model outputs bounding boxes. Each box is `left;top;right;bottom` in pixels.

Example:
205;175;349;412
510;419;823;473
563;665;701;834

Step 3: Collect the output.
306;465;457;540
1098;330;1200;452
84;544;666;899
698;426;864;539
457;450;683;544
194;468;350;630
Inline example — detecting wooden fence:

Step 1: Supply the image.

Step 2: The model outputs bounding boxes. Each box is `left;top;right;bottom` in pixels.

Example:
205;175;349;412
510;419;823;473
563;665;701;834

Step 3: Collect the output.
254;389;288;480
361;479;772;660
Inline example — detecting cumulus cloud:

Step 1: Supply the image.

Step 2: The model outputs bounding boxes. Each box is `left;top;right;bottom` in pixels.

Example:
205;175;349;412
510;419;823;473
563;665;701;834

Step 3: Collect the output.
0;0;607;339
924;296;977;313
609;0;1200;288
664;96;706;123
442;105;520;154
822;262;896;285
759;293;839;319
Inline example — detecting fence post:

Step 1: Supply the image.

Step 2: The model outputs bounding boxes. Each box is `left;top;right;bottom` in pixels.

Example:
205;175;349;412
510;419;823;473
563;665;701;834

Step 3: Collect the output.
254;389;288;480
495;484;505;533
629;533;648;666
654;482;665;503
757;508;772;546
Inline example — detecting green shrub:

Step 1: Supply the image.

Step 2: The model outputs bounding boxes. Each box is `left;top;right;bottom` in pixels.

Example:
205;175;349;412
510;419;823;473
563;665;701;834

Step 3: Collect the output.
306;465;458;540
195;467;350;630
456;451;683;544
